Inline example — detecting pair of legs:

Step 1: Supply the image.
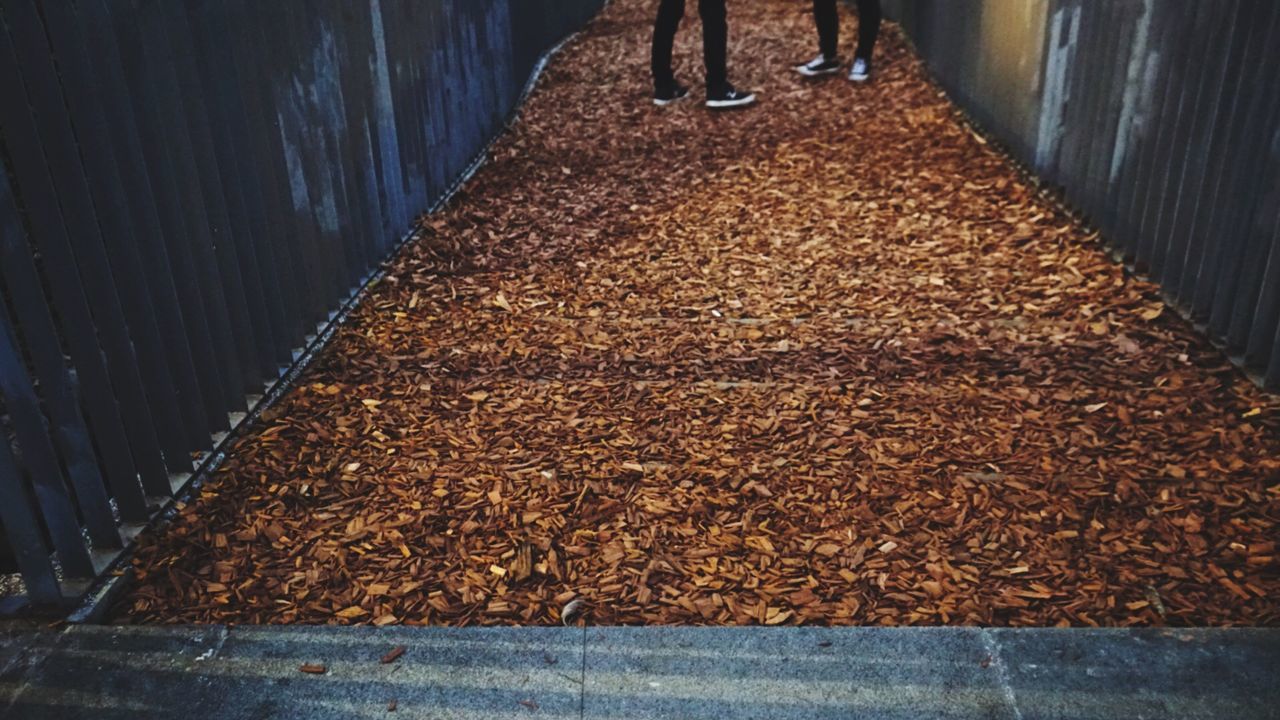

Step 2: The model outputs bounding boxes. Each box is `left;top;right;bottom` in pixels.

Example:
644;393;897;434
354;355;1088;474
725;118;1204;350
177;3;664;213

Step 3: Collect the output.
813;0;882;62
651;0;755;107
652;0;726;92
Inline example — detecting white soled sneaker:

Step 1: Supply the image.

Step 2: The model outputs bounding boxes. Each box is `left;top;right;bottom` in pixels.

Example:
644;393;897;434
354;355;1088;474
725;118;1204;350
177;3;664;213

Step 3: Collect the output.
794;54;841;77
706;83;757;110
848;58;871;83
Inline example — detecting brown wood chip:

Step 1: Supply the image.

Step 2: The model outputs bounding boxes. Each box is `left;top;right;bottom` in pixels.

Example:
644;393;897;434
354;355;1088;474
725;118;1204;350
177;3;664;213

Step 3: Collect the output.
116;0;1280;629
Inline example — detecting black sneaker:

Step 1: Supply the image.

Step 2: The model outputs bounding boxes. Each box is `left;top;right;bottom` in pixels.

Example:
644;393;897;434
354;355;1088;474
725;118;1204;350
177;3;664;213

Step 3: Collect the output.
653;81;690;107
706;83;757;110
794;54;841;77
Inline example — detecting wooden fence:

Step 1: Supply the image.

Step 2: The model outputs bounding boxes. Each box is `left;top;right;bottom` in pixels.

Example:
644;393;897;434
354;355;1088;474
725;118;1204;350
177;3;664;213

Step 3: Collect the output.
0;0;602;607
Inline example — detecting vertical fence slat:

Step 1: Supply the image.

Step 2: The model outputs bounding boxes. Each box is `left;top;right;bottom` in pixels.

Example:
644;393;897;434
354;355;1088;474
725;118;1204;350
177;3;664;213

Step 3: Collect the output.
12;0;198;472
223;0;312;344
167;1;286;379
186;1;294;368
0;409;61;604
0;291;117;551
1144;1;1221;285
1131;3;1200;272
1174;1;1261;312
139;1;267;391
0;165;150;527
0;7;176;498
41;0;216;450
0;309;96;578
80;0;234;434
1156;1;1240;297
266;0;327;329
1206;7;1280;343
109;0;252;412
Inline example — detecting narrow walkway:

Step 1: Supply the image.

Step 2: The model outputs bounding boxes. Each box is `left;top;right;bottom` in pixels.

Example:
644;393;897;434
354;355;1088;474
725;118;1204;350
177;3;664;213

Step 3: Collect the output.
120;0;1279;626
2;625;1277;719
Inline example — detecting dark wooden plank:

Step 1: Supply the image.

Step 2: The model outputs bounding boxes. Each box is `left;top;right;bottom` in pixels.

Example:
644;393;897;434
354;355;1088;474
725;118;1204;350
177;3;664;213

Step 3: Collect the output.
325;0;378;279
1224;109;1280;351
108;0;251;410
161;0;285;379
1173;1;1262;311
0;291;117;550
11;0;198;471
273;1;349;309
222;0;312;343
1206;8;1280;341
240;0;325;333
0;408;62;605
1110;3;1178;262
1054;0;1096;206
40;0;215;449
1245;192;1280;371
1268;269;1280;388
0;157;148;524
1156;0;1238;295
80;0;234;432
335;0;390;264
298;0;369;292
1188;3;1278;320
1131;2;1202;273
186;0;294;366
1146;0;1228;285
1080;0;1134;225
389;0;428;216
138;0;268;390
252;0;332;327
218;0;303;348
0;6;174;497
0;305;96;577
367;0;410;238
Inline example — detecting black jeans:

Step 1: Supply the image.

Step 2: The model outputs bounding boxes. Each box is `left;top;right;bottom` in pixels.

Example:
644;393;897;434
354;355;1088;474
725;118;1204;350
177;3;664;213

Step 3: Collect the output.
652;0;727;90
813;0;881;61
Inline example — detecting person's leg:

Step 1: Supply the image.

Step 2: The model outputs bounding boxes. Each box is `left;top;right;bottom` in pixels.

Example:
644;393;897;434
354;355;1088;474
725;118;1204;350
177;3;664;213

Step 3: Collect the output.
813;0;839;61
652;0;686;90
854;0;881;61
697;0;727;91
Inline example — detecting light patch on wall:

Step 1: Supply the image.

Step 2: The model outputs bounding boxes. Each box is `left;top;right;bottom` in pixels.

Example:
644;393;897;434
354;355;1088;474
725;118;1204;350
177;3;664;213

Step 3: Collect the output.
977;0;1050;142
1035;3;1080;173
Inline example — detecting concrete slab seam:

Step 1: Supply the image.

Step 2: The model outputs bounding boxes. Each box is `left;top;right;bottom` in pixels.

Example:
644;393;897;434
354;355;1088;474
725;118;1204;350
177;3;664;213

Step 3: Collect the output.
981;628;1024;720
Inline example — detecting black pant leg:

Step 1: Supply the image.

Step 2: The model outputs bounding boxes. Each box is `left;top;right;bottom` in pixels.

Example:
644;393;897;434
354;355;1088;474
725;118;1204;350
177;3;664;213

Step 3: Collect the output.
697;0;728;90
652;0;686;88
855;0;882;61
813;0;839;60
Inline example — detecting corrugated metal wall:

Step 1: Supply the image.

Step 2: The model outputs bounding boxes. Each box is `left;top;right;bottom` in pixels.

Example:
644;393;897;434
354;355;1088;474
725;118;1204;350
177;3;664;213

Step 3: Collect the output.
885;0;1280;389
0;0;603;607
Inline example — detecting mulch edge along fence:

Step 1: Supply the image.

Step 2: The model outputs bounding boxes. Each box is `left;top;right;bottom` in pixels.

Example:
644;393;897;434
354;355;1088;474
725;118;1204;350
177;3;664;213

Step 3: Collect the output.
886;0;1280;389
0;0;603;610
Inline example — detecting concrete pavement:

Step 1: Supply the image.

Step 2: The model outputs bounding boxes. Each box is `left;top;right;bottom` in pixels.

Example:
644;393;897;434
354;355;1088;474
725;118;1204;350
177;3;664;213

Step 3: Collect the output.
1;625;1276;719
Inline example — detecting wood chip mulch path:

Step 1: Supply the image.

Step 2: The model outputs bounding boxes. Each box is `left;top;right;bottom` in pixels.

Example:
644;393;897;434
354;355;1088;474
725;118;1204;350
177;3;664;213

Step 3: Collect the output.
117;0;1280;627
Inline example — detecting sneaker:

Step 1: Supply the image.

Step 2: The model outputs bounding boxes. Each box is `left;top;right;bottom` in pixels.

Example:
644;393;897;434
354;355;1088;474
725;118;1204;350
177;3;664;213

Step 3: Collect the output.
794;54;841;77
653;82;690;106
848;58;871;83
706;83;757;110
